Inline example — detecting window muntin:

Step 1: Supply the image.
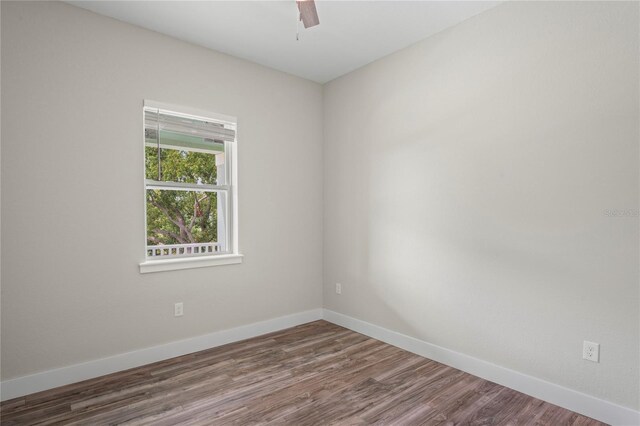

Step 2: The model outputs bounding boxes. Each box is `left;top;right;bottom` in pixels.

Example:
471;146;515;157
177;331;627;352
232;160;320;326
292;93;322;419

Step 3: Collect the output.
144;104;236;261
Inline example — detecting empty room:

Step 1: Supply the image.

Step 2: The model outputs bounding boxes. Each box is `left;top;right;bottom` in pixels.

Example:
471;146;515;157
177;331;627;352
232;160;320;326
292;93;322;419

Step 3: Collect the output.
1;0;638;425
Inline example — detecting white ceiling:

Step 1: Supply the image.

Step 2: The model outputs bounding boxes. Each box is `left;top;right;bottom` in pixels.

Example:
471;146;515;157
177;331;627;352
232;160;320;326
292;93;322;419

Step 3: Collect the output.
68;1;502;83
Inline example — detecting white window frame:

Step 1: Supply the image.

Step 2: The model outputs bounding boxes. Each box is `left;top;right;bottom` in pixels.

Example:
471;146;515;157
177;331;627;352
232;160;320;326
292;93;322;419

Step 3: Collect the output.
139;100;242;273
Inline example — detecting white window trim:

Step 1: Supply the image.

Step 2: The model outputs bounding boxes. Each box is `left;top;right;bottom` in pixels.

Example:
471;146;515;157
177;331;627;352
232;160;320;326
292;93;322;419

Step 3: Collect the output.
140;254;244;274
139;100;242;273
143;100;237;126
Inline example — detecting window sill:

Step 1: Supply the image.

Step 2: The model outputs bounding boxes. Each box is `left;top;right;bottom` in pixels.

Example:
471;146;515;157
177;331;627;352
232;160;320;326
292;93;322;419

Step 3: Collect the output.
139;254;243;274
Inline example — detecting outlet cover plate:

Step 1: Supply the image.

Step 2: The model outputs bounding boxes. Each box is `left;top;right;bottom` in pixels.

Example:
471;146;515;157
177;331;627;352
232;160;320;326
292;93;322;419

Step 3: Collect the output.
583;341;599;362
174;302;184;317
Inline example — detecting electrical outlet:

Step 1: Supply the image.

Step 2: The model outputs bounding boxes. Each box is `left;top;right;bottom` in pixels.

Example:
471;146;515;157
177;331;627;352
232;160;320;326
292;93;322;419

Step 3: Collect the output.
174;302;184;317
335;283;342;294
583;341;599;362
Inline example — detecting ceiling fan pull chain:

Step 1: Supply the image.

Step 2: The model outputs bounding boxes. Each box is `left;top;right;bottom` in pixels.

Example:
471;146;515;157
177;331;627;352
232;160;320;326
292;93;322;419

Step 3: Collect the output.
296;10;300;41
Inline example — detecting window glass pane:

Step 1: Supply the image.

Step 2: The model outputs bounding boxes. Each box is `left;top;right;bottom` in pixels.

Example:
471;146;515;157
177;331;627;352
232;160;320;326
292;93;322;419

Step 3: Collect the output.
143;106;234;260
146;189;227;257
145;144;225;186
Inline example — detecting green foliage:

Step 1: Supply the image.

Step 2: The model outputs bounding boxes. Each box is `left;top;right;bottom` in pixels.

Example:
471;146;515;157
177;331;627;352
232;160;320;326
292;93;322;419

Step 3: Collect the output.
145;147;219;245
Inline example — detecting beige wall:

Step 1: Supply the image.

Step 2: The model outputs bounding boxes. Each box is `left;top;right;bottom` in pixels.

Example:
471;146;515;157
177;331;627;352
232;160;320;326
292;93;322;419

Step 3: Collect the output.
0;1;323;379
323;1;639;410
2;0;639;412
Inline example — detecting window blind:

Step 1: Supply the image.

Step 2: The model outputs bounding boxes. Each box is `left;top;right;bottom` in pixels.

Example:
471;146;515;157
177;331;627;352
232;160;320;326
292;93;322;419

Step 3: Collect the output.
144;107;236;144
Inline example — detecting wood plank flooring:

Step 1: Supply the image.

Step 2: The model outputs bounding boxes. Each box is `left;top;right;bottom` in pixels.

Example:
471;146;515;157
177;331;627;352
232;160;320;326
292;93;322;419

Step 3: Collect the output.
1;321;607;425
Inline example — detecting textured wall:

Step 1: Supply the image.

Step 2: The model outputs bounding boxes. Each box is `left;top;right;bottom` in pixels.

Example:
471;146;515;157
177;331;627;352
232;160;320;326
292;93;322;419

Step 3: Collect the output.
323;1;639;409
1;1;323;379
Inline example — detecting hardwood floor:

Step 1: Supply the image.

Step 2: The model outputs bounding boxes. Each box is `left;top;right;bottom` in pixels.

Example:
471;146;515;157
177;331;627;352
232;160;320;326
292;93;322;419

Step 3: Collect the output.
1;321;606;425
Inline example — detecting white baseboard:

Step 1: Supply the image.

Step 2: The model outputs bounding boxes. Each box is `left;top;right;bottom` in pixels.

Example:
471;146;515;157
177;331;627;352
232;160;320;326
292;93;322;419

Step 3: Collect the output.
322;309;640;426
0;308;323;402
3;307;637;425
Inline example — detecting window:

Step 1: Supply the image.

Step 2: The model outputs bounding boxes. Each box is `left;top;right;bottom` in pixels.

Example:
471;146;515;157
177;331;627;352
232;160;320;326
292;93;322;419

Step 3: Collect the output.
139;101;241;273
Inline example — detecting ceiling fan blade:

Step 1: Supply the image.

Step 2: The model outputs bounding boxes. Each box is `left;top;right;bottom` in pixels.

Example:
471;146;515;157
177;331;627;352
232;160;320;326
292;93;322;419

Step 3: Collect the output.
297;0;319;28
